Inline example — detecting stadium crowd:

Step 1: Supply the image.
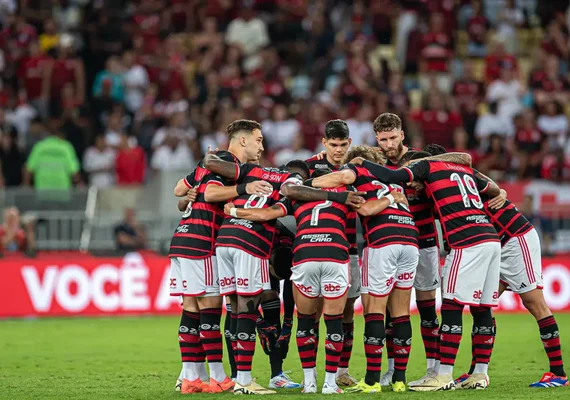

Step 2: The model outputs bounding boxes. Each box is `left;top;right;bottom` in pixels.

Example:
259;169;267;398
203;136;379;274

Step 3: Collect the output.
1;1;570;190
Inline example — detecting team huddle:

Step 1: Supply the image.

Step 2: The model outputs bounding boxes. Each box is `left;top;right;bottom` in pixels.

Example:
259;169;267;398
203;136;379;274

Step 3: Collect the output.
168;113;568;395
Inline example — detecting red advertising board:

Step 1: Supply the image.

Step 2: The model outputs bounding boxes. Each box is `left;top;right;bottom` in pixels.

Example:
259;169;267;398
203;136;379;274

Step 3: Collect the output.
1;252;570;318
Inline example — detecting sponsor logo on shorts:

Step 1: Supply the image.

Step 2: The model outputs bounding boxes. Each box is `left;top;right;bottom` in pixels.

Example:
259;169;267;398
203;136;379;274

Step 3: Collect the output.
182;280;187;288
220;277;236;287
324;283;341;292
397;272;414;281
297;284;312;294
236;278;249;287
386;277;395;287
473;290;483;300
170;278;177;287
493;291;499;299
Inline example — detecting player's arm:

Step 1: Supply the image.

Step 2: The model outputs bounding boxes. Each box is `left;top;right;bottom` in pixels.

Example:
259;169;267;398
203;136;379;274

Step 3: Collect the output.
281;183;365;208
224;203;286;222
358;159;420;183
174;174;194;197
356;192;409;217
204;180;273;202
203;152;240;180
422;152;472;166
310;169;355;188
178;198;190;211
474;170;503;205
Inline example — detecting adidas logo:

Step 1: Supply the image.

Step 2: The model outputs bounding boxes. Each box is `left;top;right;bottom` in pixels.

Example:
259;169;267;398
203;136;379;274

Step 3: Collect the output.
305;338;316;344
325;343;337;350
375;349;383;354
235;342;245;350
519;283;527;290
433;279;439;285
395;349;409;355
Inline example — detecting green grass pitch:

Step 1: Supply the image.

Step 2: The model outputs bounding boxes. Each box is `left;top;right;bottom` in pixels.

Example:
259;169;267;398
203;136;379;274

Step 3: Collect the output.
1;313;569;399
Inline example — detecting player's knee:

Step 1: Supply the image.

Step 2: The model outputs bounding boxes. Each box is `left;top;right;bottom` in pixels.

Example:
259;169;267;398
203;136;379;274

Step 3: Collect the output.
521;291;551;320
261;290;279;302
470;305;493;327
237;294;262;314
343;301;355;322
183;296;200;312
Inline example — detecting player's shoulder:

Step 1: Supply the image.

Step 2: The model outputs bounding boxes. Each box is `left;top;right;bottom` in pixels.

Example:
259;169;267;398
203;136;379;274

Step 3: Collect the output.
305;156;332;170
215;150;240;163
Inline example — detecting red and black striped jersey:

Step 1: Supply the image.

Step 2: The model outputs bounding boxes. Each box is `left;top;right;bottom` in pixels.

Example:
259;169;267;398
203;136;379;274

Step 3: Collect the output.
384;146;419;167
306;155;357;254
344;163;418;249
482;197;534;247
169;151;239;259
216;164;303;259
278;186;352;265
407;188;438;249
402;160;500;249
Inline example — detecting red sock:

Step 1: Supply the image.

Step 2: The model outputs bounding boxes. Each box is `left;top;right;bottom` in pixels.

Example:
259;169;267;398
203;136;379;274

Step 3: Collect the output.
199;308;224;363
392;315;412;383
179;310;205;363
364;313;385;385
236;313;257;372
297;313;317;369
439;300;463;370
417;299;439;363
324;314;344;374
538;315;566;377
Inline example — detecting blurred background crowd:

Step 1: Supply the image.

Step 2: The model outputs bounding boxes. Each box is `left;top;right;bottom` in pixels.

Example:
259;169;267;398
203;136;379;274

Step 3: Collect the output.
2;0;570;255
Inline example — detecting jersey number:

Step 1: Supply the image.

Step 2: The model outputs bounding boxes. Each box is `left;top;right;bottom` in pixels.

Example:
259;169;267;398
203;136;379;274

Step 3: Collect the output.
450;173;483;209
373;181;409;211
244;194;268;209
310;200;332;226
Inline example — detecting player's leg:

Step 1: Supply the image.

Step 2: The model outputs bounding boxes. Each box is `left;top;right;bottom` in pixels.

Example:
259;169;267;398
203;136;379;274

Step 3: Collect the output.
320;261;350;394
232;251;275;394
346;247;390;393
169;257;186;391
502;229;568;387
313;297;324;360
223;300;238;380
336;254;360;386
386;245;418;392
291;262;321;394
217;247;238;380
381;311;394;386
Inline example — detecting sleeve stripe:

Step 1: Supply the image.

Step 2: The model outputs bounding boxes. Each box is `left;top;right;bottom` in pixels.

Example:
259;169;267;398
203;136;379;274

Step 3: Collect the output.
345;168;357;179
275;202;288;215
207;180;224;187
234;163;240;181
183;178;192;189
480;181;491;193
403;167;414;181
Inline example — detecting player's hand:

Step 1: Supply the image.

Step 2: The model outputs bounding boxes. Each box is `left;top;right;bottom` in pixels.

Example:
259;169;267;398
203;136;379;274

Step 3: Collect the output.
313;150;327;160
349;157;365;165
276;317;293;359
257;318;279;355
392;191;409;207
186;188;198;203
246;180;273;196
488;189;507;209
206;145;220;155
224;202;235;215
346;191;366;208
407;181;425;191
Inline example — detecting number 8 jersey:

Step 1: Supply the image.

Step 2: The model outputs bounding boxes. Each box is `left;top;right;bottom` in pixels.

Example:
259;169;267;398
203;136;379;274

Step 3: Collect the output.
215;163;303;259
343;163;418;249
403;160;499;249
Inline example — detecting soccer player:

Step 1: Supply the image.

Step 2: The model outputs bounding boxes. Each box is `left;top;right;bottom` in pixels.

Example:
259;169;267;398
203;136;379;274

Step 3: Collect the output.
353;151;502;391
424;146;568;388
170;120;276;393
221;164;365;394
311;145;418;393
306;120;360;387
203;146;364;394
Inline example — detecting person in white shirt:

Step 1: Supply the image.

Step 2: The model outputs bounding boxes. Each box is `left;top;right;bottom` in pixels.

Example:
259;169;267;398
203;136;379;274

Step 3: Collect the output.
537;101;569;151
122;50;149;113
151;112;196;150
346;105;375;146
486;65;524;127
83;135;116;188
475;101;514;150
225;5;269;71
151;135;194;171
262;104;301;151
104;112;126;148
495;0;524;54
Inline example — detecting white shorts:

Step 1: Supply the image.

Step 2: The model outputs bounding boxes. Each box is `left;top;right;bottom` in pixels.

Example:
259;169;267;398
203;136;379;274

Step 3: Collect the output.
500;228;543;294
169;256;219;297
442;241;501;307
217;246;271;296
414;246;441;291
291;261;350;299
348;254;361;298
361;245;419;297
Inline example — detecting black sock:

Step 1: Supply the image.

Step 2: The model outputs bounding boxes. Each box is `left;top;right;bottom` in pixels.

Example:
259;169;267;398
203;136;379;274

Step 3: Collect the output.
440;300;464;370
364;313;385;386
262;299;283;378
324;314;344;374
392;315;412;383
224;304;237;378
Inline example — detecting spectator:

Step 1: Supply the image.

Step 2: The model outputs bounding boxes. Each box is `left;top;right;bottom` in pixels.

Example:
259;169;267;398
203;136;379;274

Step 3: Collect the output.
151;111;196;150
466;0;490;57
0;207;35;257
225;5;270;72
83;135;116;189
151;134;194;171
411;91;463;149
485;39;518;82
496;0;525;54
478;134;510;181
537;101;568;151
519;194;554;256
486;64;524;126
453;59;485;114
0;130;23;186
450;128;480;165
38;18;59;54
104;111;127;148
24;117;48;154
346;104;375;146
23;121;81;191
273;133;313;167
529;55;570;107
262;104;301;152
475;101;514;151
154;88;188;119
92;56;125;104
384;70;410;116
515;110;544;179
115;134;146;186
17;40;49;118
114;208;147;251
542;19;569;69
541;148;570;182
122;50;149;113
419;12;453;93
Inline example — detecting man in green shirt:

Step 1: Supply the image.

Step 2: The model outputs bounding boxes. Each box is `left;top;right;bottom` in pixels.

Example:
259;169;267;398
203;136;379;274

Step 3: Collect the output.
23;131;81;191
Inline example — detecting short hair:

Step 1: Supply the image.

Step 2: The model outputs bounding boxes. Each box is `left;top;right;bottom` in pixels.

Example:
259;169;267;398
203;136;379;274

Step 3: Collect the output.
324;119;349;140
285;159;310;181
409;150;432;161
373;113;402;133
226;119;262;140
398;150;418;167
311;168;333;178
344;145;386;165
423;143;447;156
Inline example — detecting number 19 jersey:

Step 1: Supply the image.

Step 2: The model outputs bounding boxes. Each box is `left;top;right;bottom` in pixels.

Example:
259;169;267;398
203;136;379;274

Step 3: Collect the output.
404;160;499;249
215;163;302;259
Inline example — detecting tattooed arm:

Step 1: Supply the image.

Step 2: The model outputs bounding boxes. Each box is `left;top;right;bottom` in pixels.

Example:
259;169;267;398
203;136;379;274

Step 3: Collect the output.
281;183;366;208
421;152;472;166
203;153;240;180
311;170;355;188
